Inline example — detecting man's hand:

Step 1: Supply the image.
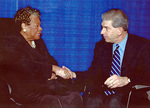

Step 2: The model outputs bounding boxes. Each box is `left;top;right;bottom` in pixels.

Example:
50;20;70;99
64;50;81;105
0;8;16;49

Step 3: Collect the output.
62;66;76;79
55;67;72;79
52;65;76;79
104;74;129;89
52;65;71;79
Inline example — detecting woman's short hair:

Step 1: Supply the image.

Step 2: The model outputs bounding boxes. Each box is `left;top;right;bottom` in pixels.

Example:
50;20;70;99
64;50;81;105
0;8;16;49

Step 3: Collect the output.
101;9;129;31
14;6;41;31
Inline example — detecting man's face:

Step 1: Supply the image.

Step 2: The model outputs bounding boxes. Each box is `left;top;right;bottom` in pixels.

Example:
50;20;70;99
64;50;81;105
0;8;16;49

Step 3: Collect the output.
101;20;120;43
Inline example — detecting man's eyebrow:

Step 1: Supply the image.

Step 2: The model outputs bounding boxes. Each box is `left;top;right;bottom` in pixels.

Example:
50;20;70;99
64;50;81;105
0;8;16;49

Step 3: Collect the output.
102;25;109;28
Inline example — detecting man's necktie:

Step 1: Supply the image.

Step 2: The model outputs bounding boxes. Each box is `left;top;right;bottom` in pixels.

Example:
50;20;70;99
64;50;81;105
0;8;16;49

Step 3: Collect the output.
104;44;121;96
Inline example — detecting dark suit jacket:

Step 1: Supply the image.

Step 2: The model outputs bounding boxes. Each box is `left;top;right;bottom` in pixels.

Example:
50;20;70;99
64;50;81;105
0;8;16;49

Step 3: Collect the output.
0;32;58;97
76;34;150;95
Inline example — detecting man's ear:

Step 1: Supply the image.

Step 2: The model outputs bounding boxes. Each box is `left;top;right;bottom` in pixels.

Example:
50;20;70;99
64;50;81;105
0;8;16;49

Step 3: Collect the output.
117;27;123;35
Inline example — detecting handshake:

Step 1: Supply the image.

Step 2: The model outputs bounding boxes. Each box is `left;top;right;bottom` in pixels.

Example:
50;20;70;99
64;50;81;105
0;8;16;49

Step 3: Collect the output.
49;65;76;80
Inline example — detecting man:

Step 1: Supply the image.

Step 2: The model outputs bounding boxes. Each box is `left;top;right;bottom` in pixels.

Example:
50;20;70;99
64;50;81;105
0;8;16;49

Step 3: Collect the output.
65;8;150;108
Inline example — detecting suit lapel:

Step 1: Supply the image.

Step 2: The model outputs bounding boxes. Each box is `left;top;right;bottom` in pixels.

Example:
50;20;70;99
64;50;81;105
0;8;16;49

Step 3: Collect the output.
121;35;135;76
101;42;113;76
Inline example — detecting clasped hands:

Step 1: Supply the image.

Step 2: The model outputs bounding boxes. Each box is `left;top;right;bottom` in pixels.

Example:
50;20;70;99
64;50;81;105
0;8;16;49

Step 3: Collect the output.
104;74;129;89
55;66;74;79
49;65;74;80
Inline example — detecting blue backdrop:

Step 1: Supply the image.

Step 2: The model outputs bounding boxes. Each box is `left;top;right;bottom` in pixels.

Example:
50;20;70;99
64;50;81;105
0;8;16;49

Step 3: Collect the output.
0;0;150;71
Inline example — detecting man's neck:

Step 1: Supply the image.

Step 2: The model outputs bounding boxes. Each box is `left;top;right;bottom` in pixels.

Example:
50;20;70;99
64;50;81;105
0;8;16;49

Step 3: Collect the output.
115;31;128;43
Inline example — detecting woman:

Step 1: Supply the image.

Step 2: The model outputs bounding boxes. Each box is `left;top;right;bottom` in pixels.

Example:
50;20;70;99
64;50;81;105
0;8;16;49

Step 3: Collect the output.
1;6;82;108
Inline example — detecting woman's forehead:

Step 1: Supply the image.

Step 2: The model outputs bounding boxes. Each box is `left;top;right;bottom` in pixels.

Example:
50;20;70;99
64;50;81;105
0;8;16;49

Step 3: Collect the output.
29;15;40;23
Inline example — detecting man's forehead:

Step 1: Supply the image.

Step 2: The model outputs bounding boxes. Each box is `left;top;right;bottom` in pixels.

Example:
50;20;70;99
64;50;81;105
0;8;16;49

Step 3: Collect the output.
101;20;113;26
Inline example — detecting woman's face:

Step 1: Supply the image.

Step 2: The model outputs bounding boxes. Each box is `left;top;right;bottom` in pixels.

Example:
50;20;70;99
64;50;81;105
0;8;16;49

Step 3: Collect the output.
24;15;42;41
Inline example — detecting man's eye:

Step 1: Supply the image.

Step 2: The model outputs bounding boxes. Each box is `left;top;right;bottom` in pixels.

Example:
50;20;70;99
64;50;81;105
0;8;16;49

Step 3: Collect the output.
106;27;109;31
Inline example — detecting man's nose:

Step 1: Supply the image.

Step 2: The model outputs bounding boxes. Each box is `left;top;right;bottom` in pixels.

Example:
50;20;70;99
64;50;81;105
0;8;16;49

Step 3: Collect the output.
101;29;104;35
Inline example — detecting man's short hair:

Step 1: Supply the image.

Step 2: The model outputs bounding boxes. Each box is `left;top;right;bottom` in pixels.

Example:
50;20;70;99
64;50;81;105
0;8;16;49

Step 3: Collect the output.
101;9;129;31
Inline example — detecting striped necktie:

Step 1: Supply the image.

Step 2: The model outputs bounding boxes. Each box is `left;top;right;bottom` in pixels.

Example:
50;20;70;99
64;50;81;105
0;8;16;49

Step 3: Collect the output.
111;44;121;76
104;44;121;96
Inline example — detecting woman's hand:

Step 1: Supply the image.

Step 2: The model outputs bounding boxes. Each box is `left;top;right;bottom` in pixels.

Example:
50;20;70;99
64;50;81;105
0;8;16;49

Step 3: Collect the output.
52;65;72;79
48;73;57;80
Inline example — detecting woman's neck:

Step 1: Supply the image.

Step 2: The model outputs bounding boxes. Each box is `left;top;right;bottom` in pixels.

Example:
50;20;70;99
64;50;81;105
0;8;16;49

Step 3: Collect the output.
20;31;36;48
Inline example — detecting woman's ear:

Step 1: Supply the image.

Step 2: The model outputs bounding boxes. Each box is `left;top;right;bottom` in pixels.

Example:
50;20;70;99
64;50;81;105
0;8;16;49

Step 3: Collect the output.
21;23;26;29
21;23;27;32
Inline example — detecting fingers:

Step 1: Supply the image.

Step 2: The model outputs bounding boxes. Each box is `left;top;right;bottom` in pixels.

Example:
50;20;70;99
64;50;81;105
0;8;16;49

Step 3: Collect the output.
104;74;119;88
104;75;128;89
61;69;71;79
111;80;118;88
55;68;67;79
63;68;71;79
109;80;118;88
48;73;57;80
104;75;116;85
62;66;73;79
56;66;73;79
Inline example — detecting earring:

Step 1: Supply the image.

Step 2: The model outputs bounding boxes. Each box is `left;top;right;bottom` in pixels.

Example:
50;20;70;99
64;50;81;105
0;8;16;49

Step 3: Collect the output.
23;29;26;32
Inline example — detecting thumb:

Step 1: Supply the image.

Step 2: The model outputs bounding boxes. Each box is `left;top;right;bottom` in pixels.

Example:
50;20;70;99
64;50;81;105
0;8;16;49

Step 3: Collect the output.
62;66;69;70
62;66;65;69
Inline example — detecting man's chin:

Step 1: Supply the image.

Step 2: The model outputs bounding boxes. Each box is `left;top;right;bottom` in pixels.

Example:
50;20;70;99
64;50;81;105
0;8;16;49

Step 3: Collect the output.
104;38;109;42
104;39;113;43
